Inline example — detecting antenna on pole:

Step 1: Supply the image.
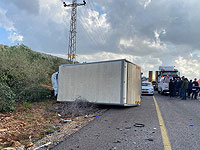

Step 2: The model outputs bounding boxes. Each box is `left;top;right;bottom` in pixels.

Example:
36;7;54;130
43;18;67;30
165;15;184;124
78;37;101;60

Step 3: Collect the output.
63;0;86;64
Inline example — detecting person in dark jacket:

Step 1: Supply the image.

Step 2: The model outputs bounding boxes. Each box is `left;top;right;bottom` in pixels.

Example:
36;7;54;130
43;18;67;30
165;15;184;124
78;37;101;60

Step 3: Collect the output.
174;78;178;96
192;78;199;99
177;78;182;97
181;78;188;100
188;80;193;98
169;79;175;98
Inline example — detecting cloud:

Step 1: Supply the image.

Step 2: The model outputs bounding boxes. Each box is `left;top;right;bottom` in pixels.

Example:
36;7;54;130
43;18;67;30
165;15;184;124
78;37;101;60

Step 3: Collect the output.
78;9;110;44
6;0;40;15
139;0;152;9
0;8;23;44
8;32;23;43
175;55;200;80
0;8;15;31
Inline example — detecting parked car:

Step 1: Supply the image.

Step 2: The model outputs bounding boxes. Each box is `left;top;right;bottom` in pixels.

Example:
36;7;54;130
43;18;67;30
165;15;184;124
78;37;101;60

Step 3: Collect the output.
142;81;154;95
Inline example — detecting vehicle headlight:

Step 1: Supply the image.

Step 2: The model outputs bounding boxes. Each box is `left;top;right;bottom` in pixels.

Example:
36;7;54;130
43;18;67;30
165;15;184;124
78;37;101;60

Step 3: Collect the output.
149;89;153;90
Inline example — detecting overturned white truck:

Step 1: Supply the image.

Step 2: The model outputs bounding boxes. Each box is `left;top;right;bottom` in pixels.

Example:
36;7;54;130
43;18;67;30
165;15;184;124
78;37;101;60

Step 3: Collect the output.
57;59;141;106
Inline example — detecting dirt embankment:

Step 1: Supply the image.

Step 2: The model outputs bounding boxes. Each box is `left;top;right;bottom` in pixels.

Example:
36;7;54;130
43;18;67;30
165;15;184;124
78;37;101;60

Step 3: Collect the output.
0;99;107;150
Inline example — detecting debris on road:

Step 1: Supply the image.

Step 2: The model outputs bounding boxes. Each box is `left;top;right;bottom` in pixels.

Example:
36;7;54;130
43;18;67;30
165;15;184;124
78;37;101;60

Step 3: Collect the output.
145;138;154;141
113;140;121;143
125;127;131;130
59;119;72;124
134;123;145;128
33;142;51;150
116;128;123;131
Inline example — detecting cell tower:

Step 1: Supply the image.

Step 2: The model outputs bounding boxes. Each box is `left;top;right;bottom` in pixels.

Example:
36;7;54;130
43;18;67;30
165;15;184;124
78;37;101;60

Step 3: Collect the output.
63;0;86;63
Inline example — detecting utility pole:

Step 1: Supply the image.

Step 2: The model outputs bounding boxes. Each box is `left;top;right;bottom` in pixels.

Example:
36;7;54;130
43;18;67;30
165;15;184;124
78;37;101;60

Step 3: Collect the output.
63;0;86;64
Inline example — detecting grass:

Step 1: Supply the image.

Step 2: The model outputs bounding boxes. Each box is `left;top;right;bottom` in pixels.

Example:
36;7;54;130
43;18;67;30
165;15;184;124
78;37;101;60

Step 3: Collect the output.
22;102;32;109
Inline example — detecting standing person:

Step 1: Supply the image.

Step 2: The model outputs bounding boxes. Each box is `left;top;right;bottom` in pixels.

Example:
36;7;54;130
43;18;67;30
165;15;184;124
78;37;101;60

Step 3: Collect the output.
169;79;174;98
177;78;182;97
181;78;188;100
180;76;184;98
174;78;177;96
188;80;193;98
192;78;199;99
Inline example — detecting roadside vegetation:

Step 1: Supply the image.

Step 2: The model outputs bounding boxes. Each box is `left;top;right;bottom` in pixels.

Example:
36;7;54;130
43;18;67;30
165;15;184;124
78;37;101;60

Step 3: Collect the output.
0;44;70;112
0;44;105;149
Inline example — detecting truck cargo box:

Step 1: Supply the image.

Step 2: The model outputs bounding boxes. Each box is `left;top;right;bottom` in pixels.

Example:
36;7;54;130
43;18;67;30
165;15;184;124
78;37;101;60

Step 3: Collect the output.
57;59;141;106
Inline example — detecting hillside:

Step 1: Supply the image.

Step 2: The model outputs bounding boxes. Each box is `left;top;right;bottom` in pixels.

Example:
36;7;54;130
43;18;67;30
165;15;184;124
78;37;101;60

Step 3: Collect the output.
0;45;105;149
0;44;70;112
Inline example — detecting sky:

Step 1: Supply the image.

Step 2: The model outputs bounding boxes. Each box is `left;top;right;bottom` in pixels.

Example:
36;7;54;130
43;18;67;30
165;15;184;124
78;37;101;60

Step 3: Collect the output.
0;0;200;79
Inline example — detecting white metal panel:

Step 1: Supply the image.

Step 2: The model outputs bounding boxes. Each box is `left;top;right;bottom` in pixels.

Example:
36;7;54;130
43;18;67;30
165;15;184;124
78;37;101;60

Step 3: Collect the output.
127;63;141;105
123;62;127;104
135;65;142;103
57;60;122;104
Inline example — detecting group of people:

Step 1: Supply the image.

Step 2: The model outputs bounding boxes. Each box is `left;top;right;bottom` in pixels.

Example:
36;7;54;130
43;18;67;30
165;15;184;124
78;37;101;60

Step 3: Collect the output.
169;77;200;100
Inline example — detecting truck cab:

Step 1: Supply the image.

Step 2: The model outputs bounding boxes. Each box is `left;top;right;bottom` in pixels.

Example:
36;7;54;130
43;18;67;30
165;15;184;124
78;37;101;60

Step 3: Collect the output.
157;66;180;94
158;75;172;94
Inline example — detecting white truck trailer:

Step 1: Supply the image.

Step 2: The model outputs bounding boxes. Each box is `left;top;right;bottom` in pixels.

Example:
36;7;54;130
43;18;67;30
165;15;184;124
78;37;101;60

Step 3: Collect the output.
57;59;141;106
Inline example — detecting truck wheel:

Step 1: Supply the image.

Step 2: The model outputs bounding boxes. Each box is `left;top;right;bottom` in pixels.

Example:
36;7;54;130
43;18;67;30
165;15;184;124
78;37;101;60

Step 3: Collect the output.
158;90;160;94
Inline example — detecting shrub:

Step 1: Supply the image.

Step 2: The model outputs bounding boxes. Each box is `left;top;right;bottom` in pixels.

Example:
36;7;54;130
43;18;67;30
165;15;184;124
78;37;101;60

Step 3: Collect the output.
0;44;70;111
16;84;52;102
0;83;16;112
22;101;32;109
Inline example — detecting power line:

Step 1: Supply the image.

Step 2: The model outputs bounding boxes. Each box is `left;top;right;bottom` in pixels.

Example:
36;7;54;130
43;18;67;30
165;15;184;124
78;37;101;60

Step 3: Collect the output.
86;1;105;43
78;8;105;44
77;11;100;48
87;0;107;42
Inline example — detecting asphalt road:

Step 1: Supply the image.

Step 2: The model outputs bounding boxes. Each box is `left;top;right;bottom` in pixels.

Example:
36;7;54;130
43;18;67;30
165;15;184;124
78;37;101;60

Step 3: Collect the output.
53;93;200;150
156;93;200;150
